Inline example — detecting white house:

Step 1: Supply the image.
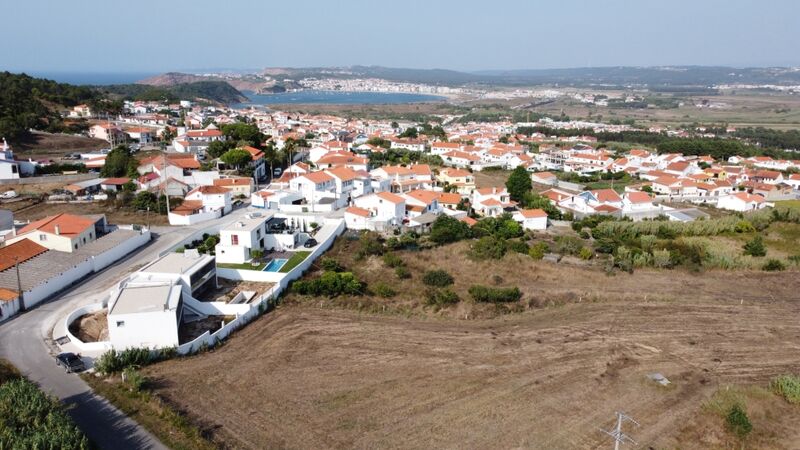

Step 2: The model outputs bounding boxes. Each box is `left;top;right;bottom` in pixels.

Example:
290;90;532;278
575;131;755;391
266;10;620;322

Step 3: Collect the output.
215;214;300;264
352;191;406;226
6;213;99;253
512;209;548;230
717;192;768;212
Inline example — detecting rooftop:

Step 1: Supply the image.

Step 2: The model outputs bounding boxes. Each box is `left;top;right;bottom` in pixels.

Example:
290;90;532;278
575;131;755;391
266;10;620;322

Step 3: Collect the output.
109;282;181;315
141;252;214;276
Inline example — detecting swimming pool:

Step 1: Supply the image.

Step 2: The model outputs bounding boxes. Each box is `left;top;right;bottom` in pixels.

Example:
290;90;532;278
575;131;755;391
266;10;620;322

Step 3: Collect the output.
262;258;288;272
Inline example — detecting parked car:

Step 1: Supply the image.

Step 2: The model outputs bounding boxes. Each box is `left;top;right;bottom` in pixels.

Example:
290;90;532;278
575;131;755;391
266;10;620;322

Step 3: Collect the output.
303;238;318;248
0;190;17;199
55;352;85;373
273;167;283;176
92;193;108;201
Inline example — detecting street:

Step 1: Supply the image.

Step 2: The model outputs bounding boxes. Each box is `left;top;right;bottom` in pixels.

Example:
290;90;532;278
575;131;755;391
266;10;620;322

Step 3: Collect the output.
0;207;254;449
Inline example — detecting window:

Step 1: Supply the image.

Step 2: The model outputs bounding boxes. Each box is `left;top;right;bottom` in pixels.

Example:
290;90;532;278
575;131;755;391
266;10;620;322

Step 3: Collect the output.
116;321;125;327
74;244;78;249
39;234;47;241
231;235;238;245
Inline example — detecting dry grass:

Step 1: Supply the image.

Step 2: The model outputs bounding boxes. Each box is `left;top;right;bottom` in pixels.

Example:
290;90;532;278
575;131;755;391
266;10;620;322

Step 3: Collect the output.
11;201;170;226
143;289;800;449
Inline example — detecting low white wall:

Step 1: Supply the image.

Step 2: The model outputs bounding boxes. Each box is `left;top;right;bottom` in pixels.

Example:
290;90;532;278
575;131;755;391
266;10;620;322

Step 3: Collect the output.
91;230;151;271
168;210;221;226
178;218;345;355
216;267;286;283
64;301;114;353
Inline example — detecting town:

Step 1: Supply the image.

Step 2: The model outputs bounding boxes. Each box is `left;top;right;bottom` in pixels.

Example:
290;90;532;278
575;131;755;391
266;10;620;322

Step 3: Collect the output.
2;2;800;449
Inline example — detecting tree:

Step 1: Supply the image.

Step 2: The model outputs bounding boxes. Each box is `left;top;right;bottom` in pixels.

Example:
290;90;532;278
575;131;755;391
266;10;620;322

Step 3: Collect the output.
221;123;263;146
505;166;532;202
430;215;472;245
207;140;233;159
100;145;137;178
743;235;766;257
398;127;418;139
161;127;175;143
220;148;252;171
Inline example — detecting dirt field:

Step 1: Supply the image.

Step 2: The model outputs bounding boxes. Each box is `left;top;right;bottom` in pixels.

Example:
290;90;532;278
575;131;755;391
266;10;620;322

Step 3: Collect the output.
11;201;170;226
69;310;108;342
13;131;107;160
141;240;800;450
144;289;800;450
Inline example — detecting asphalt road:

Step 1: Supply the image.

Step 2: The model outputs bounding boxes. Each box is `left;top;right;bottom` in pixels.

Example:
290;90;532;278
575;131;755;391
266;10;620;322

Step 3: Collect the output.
0;207;253;449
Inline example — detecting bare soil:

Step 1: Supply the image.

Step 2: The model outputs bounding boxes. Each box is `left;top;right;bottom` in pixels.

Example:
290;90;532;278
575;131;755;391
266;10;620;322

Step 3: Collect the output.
13;131;107;160
69;310;108;343
197;278;273;303
11;201;170;226
144;290;800;449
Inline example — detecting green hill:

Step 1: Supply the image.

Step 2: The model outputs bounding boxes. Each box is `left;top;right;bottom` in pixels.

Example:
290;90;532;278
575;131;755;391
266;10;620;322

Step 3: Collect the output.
97;81;248;105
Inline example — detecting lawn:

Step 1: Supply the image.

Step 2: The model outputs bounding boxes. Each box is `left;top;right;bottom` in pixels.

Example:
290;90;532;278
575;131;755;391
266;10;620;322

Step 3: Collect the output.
217;262;266;271
279;251;311;273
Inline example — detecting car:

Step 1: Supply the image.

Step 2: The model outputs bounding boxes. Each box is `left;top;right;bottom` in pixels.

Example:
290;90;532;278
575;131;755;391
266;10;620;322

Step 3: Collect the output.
55;352;85;373
92;193;108;201
0;190;17;199
273;167;283;176
303;238;318;248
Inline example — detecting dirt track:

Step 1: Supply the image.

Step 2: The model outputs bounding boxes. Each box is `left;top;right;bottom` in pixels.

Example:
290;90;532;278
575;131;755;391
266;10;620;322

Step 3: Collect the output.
145;283;800;449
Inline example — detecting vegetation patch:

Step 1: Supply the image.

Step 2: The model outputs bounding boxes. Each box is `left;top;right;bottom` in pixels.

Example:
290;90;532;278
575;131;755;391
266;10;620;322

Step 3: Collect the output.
279;251;312;273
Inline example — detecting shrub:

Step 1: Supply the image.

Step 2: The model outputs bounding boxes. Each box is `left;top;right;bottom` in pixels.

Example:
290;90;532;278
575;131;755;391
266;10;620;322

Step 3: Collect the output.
356;232;384;259
468;285;522;303
640;235;657;252
555;236;583;256
0;378;90;449
422;269;454;287
762;259;786;271
771;374;800;404
469;236;507;260
292;271;364;297
430;215;472;244
250;249;264;260
382;252;404;268
373;282;396;298
95;348;155;374
122;368;147;392
528;242;548;260
579;247;593;260
743;235;766;257
425;288;460;306
725;404;752;438
395;266;411;279
652;248;673;268
175;246;185;253
734;220;755;233
320;257;343;272
506;239;530;255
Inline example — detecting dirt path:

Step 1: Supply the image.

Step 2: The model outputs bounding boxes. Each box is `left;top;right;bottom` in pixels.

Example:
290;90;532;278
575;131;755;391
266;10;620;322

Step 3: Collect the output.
144;285;800;449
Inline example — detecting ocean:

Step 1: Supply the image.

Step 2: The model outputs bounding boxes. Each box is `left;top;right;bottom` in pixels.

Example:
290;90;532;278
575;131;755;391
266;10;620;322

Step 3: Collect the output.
234;90;445;106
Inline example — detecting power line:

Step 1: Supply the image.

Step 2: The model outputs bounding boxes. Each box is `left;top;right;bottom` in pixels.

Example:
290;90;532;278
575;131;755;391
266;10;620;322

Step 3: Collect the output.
599;411;639;450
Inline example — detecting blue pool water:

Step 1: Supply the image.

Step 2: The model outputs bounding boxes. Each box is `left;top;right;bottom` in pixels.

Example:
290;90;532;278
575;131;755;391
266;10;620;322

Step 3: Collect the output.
263;258;288;272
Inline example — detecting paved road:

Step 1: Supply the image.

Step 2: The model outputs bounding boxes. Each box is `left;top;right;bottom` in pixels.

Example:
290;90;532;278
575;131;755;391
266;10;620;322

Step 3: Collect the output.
0;207;253;449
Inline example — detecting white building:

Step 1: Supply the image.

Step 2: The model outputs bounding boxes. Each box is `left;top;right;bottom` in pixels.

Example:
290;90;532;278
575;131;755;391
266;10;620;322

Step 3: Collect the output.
512;209;548;231
215;213;300;264
717;192;768;212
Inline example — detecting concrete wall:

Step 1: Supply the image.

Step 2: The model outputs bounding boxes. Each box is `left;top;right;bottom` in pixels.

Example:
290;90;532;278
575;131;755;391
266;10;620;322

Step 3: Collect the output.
64;301;114;353
178;218;345;355
168;210;222;226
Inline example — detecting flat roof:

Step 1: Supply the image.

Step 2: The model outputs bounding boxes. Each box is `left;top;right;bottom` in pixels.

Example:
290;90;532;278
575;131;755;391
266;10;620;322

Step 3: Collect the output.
109;283;180;315
222;214;271;234
141;252;213;275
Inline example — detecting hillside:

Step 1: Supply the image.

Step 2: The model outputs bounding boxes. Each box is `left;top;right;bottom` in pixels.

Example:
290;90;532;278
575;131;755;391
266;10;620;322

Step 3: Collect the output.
0;71;112;142
98;80;248;105
138;72;269;94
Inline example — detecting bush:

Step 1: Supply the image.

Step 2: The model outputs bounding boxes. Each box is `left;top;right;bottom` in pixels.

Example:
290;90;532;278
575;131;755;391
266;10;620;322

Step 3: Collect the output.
652;248;673;268
555;236;583;256
771;374;800;404
469;236;507;260
373;282;396;298
425;288;460;306
250;249;264;260
0;378;90;449
529;242;548;260
579;247;593;260
356;232;384;259
725;404;752;438
292;271;364;297
320;257;343;272
506;239;530;255
422;269;454;287
122;367;147;392
382;252;404;268
430;215;472;245
395;266;411;279
762;259;786;271
468;285;522;303
95;347;155;374
743;235;766;257
734;220;755;233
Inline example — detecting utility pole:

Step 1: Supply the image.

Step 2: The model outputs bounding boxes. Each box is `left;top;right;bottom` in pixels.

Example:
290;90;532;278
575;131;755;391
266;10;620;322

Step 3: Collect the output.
13;257;24;312
600;412;638;450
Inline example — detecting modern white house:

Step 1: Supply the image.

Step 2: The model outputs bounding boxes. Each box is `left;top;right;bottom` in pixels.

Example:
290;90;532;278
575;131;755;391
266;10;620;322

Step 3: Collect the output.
717;192;768;212
107;280;183;349
138;251;217;295
215;213;300;264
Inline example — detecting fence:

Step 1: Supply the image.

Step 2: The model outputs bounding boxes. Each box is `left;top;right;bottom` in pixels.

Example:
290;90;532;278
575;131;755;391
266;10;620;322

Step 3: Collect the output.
176;217;345;355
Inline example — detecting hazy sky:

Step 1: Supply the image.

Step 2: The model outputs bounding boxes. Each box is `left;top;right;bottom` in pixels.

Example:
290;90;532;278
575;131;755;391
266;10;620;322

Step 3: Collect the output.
2;0;798;73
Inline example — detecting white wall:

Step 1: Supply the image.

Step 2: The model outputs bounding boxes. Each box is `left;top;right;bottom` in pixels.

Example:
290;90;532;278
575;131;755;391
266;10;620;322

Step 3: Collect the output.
168;210;222;226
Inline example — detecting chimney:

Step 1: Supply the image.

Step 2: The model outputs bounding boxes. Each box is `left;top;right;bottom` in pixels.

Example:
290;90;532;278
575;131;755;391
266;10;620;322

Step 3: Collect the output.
54;225;61;235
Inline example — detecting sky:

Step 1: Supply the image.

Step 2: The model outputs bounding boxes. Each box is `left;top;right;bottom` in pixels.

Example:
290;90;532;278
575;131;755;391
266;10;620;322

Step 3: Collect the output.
1;0;799;74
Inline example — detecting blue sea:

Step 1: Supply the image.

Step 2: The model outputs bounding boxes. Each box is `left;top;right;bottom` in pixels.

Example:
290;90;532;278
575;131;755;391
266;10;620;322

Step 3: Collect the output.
234;90;445;107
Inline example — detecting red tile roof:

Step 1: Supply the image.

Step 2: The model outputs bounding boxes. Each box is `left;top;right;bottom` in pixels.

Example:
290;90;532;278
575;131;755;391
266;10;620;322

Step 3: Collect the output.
18;214;95;237
345;206;371;218
0;239;48;272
